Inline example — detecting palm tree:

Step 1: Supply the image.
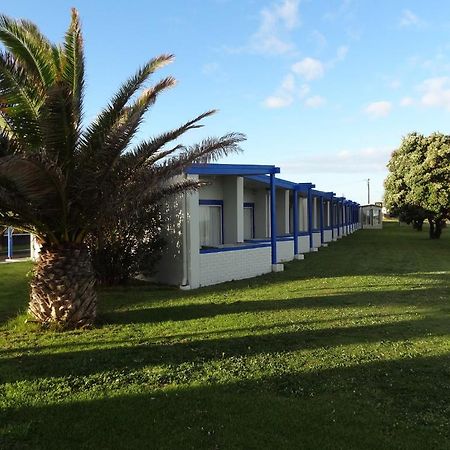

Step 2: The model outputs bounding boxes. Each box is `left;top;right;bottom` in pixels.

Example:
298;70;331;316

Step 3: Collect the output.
0;9;245;329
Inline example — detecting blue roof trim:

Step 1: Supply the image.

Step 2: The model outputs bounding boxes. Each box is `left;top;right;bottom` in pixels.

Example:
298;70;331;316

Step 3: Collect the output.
246;175;314;192
199;199;223;206
245;235;294;243
200;243;271;253
186;163;280;176
311;190;335;199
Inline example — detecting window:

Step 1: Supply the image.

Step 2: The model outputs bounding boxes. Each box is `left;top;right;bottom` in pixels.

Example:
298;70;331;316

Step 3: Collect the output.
199;200;223;247
243;202;255;240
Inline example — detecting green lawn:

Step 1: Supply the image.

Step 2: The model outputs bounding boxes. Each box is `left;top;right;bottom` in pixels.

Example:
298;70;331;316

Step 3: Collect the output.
1;223;450;449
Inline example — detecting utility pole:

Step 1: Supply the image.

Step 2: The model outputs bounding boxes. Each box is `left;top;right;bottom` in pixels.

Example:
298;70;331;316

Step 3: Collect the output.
367;178;370;204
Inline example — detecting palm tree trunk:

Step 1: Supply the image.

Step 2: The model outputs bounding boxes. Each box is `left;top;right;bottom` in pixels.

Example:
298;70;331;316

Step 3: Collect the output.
29;244;96;328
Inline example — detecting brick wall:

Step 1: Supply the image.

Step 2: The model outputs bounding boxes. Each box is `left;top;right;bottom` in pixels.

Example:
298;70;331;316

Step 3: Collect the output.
199;246;272;287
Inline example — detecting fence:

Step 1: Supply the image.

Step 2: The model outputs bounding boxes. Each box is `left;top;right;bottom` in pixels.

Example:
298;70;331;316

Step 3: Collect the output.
0;227;32;260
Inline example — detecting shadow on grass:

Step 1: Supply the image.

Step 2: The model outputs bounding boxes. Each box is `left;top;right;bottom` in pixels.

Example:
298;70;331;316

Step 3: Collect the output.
100;287;449;325
1;311;448;384
2;353;449;450
0;311;416;357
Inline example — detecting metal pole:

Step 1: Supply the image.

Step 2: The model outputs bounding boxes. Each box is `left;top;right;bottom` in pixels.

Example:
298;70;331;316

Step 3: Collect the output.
367;178;370;204
7;227;13;259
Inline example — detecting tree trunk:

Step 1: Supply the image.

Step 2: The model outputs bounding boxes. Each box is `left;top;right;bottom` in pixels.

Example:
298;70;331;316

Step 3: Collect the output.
434;221;443;239
428;219;443;239
412;219;424;231
29;244;97;329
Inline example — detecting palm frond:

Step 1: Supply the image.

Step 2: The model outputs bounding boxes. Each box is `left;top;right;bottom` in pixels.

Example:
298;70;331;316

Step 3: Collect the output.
128;110;217;172
78;54;174;155
145;179;206;204
0;127;20;157
62;8;84;129
74;76;177;211
154;132;246;180
0;51;42;148
0;15;56;86
39;81;76;167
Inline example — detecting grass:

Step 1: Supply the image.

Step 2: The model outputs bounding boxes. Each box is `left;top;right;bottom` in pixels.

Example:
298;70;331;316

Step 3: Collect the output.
1;222;450;449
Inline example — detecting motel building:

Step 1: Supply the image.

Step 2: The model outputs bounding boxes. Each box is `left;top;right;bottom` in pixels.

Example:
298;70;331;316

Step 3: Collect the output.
155;163;361;289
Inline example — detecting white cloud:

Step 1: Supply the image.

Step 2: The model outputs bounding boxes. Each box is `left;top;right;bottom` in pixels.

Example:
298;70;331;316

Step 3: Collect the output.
418;77;450;110
364;101;392;118
263;73;310;109
292;57;325;80
275;0;300;29
399;9;425;28
400;96;414;107
280;72;296;91
279;146;392;174
304;95;326;108
248;0;300;55
327;45;350;68
264;95;293;109
336;45;349;61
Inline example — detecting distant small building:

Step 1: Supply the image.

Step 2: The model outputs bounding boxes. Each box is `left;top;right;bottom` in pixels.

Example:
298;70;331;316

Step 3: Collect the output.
360;204;383;229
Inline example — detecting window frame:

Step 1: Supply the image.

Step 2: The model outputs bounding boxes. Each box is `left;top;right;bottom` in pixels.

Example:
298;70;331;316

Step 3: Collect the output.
199;199;224;247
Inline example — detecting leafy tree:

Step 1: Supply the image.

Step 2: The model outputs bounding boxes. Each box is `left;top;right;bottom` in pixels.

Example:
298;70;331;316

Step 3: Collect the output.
385;132;450;239
0;10;245;328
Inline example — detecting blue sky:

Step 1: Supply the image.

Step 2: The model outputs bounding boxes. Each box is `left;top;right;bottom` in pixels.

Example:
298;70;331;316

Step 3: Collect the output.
4;0;450;204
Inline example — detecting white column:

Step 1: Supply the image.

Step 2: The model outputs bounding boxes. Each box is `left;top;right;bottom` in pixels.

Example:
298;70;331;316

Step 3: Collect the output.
223;176;244;243
186;178;200;289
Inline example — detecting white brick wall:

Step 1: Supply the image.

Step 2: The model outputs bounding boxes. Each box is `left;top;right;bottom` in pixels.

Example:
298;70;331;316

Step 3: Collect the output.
199;246;272;287
298;235;310;253
312;232;321;248
323;229;333;243
277;240;294;262
333;227;339;240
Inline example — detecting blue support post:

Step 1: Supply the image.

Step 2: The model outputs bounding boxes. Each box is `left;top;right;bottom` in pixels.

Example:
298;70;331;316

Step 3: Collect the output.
344;202;347;234
308;188;313;250
337;200;341;237
330;198;334;240
319;195;324;244
270;173;277;265
293;190;299;255
7;227;13;259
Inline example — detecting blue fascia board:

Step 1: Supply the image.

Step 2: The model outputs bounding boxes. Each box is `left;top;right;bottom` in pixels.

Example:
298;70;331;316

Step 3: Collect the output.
186;163;280;176
199;199;223;206
246;235;294;243
246;175;296;190
200;243;271;253
296;182;315;192
246;175;314;192
311;189;333;198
